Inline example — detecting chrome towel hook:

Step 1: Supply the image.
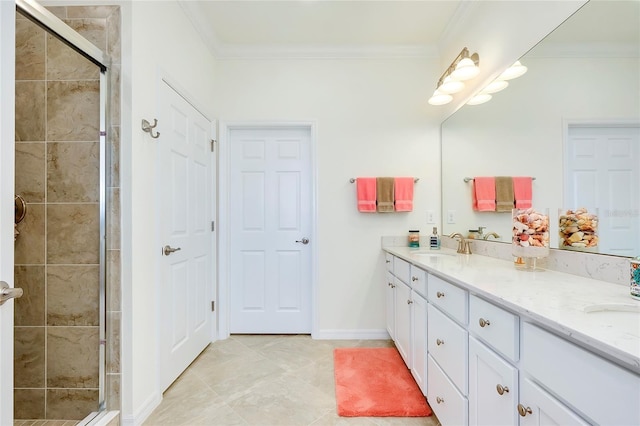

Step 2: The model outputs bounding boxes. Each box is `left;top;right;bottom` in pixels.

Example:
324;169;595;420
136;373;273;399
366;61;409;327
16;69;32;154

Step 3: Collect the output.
141;118;160;139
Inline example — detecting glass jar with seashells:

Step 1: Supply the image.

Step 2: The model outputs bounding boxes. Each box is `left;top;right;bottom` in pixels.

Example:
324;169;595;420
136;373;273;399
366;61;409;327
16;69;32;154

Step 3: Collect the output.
512;208;550;271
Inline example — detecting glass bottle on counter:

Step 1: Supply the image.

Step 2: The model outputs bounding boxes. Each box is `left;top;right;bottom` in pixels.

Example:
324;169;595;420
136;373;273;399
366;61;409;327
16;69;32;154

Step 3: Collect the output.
429;227;441;250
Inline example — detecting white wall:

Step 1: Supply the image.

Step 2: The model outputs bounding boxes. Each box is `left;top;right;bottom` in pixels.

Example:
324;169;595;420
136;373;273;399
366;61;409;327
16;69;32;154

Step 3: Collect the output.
122;1;217;423
441;56;640;243
214;58;442;336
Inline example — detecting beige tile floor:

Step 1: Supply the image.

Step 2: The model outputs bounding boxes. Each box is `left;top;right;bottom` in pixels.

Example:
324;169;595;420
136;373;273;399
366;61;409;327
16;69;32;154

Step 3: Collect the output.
144;335;440;426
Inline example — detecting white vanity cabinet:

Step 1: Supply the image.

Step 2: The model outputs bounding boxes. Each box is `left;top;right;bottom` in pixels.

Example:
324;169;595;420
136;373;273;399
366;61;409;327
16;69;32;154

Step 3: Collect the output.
394;277;412;367
410;289;428;395
521;322;640;425
468;295;519;426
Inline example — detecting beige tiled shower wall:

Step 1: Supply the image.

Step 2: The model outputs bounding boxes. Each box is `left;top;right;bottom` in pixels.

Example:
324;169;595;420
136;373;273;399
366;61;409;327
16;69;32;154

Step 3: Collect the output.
14;6;121;420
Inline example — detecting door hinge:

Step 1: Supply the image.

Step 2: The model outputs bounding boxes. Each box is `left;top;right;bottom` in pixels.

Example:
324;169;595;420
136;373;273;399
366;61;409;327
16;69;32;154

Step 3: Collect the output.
211;139;216;152
211;220;215;232
211;301;215;312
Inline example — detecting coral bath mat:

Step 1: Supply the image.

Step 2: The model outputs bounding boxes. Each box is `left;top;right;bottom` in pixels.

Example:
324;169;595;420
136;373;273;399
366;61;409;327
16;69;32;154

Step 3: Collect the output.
333;347;432;417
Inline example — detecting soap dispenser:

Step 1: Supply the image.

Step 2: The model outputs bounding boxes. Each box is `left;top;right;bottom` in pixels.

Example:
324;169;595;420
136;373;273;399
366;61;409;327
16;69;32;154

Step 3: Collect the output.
429;227;441;250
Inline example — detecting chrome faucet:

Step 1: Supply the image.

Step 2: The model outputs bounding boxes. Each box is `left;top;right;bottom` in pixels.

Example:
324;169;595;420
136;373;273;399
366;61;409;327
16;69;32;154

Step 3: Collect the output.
483;232;501;240
448;232;472;254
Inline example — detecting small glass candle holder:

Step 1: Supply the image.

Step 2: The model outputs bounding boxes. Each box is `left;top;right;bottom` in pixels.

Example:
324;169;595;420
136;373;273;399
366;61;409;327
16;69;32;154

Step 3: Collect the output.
558;207;599;252
512;208;549;271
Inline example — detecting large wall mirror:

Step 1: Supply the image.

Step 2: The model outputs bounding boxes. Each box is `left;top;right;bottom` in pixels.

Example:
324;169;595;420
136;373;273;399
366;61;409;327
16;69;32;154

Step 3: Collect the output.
441;0;640;257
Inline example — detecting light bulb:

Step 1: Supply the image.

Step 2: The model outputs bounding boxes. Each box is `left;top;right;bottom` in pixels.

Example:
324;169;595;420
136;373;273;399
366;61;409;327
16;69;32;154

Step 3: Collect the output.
428;90;453;106
439;76;465;94
499;61;527;80
482;80;509;94
451;57;480;81
467;93;492;105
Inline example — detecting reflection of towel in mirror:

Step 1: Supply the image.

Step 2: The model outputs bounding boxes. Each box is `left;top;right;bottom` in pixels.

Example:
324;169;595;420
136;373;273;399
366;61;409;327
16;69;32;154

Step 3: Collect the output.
376;177;395;212
394;177;414;212
513;177;533;208
474;177;496;211
495;176;514;212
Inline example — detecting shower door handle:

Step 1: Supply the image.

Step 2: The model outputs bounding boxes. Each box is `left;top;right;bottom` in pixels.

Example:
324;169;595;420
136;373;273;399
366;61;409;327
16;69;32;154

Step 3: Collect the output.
163;245;182;256
0;281;24;306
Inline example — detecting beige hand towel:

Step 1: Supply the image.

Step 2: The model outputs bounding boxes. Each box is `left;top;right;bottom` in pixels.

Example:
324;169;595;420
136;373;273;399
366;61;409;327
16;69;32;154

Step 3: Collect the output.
376;177;395;212
495;176;514;212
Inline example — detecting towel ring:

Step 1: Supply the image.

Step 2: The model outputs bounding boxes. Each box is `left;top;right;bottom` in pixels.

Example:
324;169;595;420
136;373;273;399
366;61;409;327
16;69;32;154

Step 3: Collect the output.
15;195;27;224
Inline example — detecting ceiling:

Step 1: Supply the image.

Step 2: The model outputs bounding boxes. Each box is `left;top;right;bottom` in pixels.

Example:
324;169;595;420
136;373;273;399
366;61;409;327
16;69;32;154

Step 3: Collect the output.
179;0;640;59
179;0;465;58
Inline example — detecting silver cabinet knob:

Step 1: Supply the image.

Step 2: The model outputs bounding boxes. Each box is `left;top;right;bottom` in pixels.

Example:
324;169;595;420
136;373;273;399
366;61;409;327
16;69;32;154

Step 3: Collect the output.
437;291;445;298
0;281;24;306
295;238;309;244
496;384;509;395
517;404;532;417
479;318;491;327
436;338;444;346
436;397;444;404
407;299;413;304
163;245;182;256
412;276;418;281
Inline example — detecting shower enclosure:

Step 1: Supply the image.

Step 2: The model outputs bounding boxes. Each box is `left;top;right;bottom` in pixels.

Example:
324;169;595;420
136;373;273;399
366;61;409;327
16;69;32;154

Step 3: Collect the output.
13;0;120;422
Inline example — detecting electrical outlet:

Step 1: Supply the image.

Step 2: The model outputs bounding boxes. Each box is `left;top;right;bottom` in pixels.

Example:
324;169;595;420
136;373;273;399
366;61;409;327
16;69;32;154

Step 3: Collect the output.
447;210;456;224
426;210;435;224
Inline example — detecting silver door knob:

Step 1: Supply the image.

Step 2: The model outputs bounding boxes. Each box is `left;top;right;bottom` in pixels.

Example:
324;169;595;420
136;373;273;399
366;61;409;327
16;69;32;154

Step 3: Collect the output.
163;245;182;256
0;281;24;306
295;238;309;244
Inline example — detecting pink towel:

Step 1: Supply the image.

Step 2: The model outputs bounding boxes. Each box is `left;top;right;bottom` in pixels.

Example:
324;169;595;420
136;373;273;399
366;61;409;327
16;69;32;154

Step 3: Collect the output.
513;177;532;208
474;177;496;211
394;177;414;212
356;177;377;212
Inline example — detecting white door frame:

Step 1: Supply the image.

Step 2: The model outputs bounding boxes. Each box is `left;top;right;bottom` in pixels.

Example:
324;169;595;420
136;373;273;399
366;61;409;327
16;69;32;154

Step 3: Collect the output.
218;121;318;339
0;1;16;423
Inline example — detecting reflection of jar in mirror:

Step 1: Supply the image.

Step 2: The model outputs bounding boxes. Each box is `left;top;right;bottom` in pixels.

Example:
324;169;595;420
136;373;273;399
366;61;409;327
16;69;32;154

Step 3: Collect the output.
631;257;640;300
408;230;420;248
558;207;598;252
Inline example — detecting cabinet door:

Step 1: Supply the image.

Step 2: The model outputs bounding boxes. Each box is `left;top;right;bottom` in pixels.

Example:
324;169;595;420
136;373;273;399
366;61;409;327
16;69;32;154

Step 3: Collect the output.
411;291;428;395
385;271;395;340
518;378;589;426
410;264;427;298
394;278;412;367
469;336;518;426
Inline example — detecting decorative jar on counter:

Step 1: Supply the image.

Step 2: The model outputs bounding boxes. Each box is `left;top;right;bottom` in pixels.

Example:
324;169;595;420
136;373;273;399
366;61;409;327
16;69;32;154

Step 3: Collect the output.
559;207;598;252
512;208;549;271
408;230;420;248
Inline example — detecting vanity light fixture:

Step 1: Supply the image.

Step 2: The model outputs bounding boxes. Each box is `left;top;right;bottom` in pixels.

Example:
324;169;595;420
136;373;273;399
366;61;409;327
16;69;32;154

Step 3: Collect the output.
499;60;528;80
466;93;492;105
428;47;480;106
481;80;509;94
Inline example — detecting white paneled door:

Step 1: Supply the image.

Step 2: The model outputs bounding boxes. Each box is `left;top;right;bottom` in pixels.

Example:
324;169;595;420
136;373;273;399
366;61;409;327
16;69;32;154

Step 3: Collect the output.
229;127;312;333
158;81;215;392
565;124;640;256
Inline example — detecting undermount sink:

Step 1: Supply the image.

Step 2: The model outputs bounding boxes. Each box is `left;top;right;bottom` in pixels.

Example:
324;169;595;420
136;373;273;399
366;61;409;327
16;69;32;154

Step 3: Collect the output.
583;303;640;314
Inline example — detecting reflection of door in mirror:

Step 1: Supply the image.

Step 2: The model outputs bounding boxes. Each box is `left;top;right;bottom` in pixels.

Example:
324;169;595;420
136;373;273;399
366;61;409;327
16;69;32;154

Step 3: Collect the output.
440;0;640;257
565;123;640;256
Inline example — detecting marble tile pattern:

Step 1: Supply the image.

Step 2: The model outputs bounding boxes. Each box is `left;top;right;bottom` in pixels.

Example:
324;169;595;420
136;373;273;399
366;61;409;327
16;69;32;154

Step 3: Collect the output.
14;5;122;421
384;245;640;373
145;335;441;426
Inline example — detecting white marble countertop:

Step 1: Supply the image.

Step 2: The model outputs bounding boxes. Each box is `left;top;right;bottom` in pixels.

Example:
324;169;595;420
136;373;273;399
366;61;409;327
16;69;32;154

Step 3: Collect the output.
383;246;640;374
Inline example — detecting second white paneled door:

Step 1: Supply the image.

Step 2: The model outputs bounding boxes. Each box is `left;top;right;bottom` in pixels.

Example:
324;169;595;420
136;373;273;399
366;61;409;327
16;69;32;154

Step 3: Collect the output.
229;127;312;333
158;81;214;392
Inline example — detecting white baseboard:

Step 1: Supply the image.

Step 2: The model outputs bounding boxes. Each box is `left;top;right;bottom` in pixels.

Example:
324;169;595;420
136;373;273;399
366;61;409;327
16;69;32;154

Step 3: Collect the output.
314;329;390;340
120;392;162;426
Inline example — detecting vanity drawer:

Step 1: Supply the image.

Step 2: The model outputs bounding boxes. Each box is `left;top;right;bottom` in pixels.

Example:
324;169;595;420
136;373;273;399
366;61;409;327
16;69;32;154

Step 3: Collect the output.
469;295;519;362
428;303;468;394
522;323;640;426
427;355;468;426
410;265;427;298
393;257;410;284
384;252;393;272
428;274;468;325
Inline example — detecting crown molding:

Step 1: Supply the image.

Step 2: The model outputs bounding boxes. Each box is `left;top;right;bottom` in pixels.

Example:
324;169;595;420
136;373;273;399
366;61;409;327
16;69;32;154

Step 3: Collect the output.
179;0;438;60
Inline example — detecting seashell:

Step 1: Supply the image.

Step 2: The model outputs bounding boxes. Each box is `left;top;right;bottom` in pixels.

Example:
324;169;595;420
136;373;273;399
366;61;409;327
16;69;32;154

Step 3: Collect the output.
568;232;584;243
520;239;530;247
571;242;587;248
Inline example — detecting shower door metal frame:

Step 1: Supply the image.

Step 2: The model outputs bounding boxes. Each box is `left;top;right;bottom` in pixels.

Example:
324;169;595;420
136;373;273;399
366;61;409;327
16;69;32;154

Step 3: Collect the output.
15;0;111;415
